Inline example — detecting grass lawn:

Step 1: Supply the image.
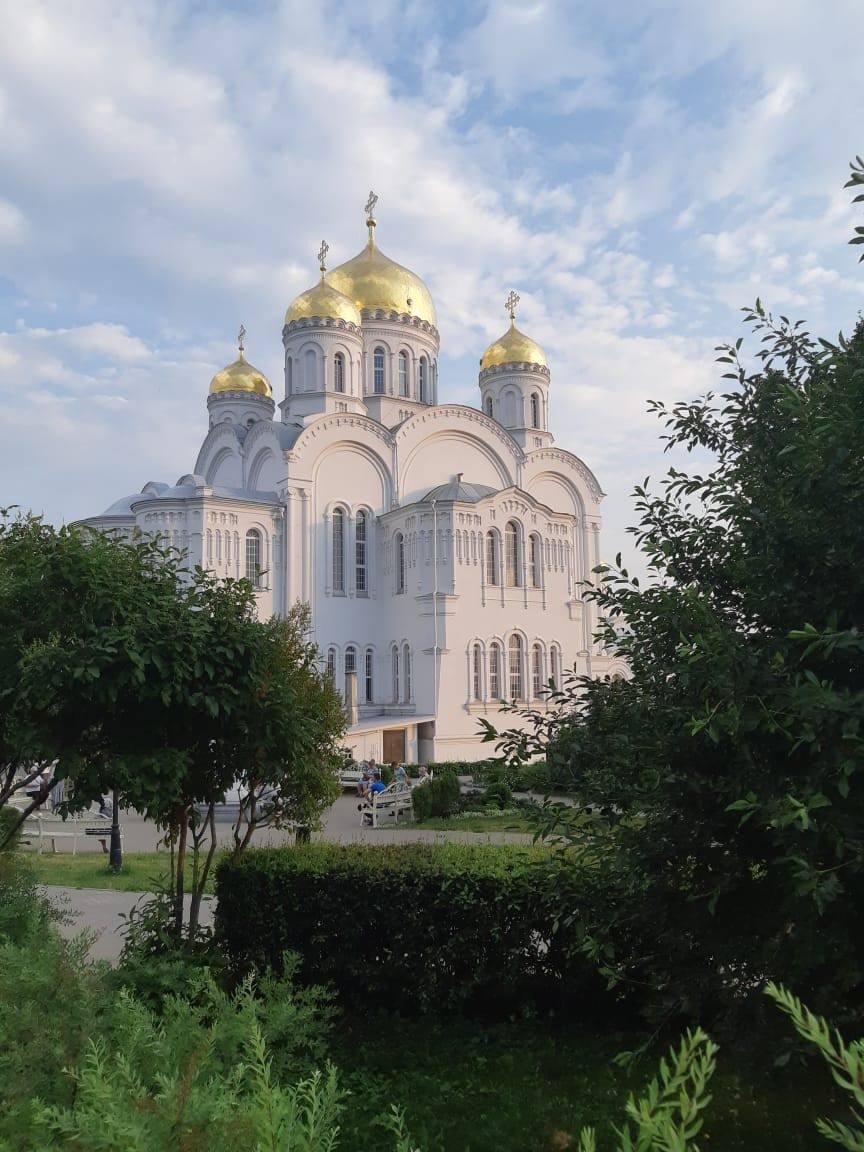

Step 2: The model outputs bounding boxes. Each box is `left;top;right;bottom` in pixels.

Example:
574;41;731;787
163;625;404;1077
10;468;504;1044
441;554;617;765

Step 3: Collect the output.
332;1012;831;1152
415;811;536;833
18;851;219;893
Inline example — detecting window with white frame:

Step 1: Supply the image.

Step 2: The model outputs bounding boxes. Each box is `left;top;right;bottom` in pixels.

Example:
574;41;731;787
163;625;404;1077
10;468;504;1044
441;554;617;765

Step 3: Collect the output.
485;530;499;586
364;647;374;703
531;392;540;429
505;521;521;587
403;643;412;702
530;533;542;588
392;644;400;702
472;643;482;701
508;634;524;699
550;645;560;689
398;351;409;397
489;641;501;699
286;357;293;394
326;646;336;683
485;396;493;417
419;356;429;402
395;532;406;594
245;529;262;587
332;509;345;593
532;643;543;698
373;347;385;394
334;353;345;393
344;644;356;701
355;511;368;594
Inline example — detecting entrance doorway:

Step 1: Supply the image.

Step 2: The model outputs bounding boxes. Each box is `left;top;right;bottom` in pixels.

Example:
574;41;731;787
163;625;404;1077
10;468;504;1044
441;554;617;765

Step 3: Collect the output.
383;728;407;764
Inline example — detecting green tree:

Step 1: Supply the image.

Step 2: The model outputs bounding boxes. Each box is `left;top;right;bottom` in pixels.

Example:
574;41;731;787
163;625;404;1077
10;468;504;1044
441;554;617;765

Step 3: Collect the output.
489;160;864;1030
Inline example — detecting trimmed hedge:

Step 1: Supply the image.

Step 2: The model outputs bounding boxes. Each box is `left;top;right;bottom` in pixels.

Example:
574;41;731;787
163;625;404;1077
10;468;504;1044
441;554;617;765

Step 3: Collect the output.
410;773;460;820
215;843;605;1016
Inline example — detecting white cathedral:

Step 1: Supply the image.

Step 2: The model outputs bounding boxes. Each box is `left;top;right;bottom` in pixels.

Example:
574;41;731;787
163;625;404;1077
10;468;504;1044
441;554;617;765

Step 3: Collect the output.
84;195;625;764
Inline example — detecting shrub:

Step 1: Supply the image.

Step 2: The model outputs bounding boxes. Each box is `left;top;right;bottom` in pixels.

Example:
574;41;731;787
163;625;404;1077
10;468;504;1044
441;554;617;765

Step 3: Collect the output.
481;780;513;809
215;843;603;1016
410;773;461;821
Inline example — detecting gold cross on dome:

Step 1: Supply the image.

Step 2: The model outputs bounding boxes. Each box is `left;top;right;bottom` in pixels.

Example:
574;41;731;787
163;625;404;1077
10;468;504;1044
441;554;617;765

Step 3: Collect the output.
237;323;246;353
365;190;378;219
505;290;520;321
318;240;329;272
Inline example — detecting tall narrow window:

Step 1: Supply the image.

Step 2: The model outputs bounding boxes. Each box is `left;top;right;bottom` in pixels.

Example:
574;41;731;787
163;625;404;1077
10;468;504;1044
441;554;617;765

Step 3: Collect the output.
334;353;345;393
403;643;412;702
398;351;409;397
304;348;317;391
530;534;542;588
286;357;293;394
531;392;540;429
395;532;406;594
550;645;560;690
373;347;385;394
509;635;524;699
365;647;374;703
344;644;356;702
485;531;499;586
245;529;262;588
332;509;345;594
392;645;400;702
419;356;428;402
489;642;501;699
505;521;521;587
532;643;543;698
355;511;367;595
485;396;493;418
326;647;336;683
472;643;482;701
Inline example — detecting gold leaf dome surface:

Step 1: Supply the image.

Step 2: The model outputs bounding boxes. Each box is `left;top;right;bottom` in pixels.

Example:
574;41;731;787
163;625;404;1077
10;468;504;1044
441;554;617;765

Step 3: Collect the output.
480;322;548;371
325;235;437;327
285;276;362;327
209;352;272;398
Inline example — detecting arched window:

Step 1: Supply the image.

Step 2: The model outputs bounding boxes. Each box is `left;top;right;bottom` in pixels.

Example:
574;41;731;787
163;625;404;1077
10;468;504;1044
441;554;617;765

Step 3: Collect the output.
531;392;540;429
484;396;493;418
206;529;213;563
365;647;374;703
485;530;499;586
489;641;502;699
398;352;409;397
550;645;560;690
505;521;521;587
355;511;367;595
472;643;482;701
332;509;345;594
344;644;356;701
373;347;385;394
326;647;337;683
419;356;429;403
392;645;400;702
286;356;293;394
403;643;412;702
216;531;222;562
334;353;345;393
532;643;543;698
530;534;543;588
508;634;524;700
245;529;262;588
395;532;406;594
304;348;317;391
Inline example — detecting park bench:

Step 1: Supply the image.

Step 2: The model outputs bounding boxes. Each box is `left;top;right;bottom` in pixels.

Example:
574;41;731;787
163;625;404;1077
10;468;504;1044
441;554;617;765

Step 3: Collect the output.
20;811;121;855
359;783;413;828
339;765;364;790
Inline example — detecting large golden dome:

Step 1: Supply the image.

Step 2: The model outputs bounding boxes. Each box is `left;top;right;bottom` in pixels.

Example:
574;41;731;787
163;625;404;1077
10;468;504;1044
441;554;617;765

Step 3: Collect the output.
285;275;362;327
480;321;548;371
325;217;437;327
209;335;272;398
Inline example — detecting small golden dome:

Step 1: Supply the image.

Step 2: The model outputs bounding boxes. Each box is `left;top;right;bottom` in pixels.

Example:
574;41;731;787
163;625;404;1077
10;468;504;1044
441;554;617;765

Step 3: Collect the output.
285;275;362;327
480;321;548;371
209;340;272;398
325;207;436;327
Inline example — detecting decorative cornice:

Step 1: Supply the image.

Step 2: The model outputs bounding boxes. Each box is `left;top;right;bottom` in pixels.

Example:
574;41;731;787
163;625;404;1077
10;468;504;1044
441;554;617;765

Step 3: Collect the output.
479;362;551;382
282;317;363;337
286;411;396;462
206;391;275;408
394;403;523;461
360;309;440;340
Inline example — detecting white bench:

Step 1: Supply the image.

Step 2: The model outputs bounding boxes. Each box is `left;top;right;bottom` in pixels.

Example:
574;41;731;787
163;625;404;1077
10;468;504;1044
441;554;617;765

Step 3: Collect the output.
19;811;122;855
339;767;364;790
359;784;413;828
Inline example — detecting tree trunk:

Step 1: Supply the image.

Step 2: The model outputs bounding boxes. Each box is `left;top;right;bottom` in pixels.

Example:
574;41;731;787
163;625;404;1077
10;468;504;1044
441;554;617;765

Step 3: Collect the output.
189;803;217;939
172;808;189;942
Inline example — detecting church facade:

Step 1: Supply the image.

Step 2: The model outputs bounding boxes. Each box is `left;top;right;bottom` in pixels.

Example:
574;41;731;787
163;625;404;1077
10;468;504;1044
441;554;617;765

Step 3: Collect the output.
84;197;625;763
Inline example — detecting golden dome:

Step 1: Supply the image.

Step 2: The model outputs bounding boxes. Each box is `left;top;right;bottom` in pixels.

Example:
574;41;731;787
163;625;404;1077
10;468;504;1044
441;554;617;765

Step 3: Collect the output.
325;222;437;327
480;321;548;371
285;275;362;327
209;347;272;398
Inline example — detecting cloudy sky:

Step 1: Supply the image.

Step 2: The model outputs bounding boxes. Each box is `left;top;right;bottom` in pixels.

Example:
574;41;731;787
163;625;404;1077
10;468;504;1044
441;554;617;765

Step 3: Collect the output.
0;0;861;567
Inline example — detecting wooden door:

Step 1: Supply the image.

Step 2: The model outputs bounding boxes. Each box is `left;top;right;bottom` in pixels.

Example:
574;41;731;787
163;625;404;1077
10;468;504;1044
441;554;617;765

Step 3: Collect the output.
383;728;407;764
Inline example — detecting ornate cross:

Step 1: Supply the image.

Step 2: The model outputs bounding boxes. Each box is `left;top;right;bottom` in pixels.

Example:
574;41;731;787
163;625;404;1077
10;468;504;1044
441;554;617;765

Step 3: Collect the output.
505;290;520;321
365;190;378;219
318;240;329;272
237;323;246;353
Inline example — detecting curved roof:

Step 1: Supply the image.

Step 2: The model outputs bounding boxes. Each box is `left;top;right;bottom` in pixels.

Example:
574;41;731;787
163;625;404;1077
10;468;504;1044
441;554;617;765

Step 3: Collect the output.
325;229;437;327
422;480;497;503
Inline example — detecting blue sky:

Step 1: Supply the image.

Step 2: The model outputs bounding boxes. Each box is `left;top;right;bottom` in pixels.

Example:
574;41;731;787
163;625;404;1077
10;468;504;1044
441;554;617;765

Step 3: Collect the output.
0;0;861;567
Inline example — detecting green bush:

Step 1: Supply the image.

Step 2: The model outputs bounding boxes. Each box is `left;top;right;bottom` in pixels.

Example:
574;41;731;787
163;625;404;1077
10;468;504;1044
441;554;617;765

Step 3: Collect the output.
481;780;513;809
410;772;460;821
215;843;603;1016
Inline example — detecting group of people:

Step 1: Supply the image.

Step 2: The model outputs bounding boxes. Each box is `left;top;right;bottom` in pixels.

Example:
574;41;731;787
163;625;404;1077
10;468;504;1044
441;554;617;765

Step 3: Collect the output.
356;759;430;801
